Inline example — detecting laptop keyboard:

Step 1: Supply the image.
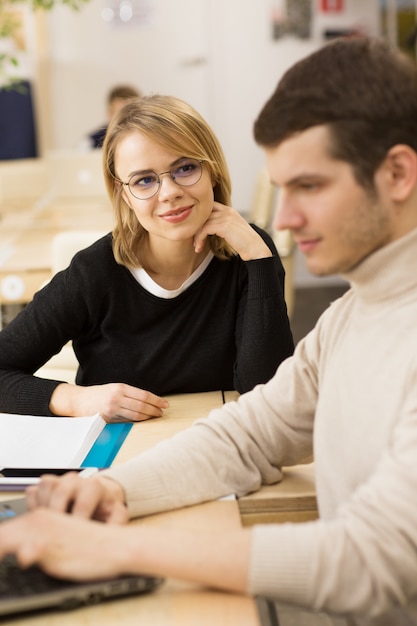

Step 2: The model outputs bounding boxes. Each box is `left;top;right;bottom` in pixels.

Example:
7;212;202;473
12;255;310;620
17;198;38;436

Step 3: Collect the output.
0;552;164;618
0;554;72;598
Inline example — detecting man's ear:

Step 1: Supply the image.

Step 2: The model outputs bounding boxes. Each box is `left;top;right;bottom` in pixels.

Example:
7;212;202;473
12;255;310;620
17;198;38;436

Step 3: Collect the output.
382;144;417;202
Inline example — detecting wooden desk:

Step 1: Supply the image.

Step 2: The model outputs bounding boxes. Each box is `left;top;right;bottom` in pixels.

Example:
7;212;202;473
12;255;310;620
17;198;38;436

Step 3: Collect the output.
0;500;260;626
0;394;259;625
220;391;318;525
114;391;225;463
0;392;319;625
129;392;317;526
238;463;318;526
1;392;318;528
114;390;318;525
0;391;318;527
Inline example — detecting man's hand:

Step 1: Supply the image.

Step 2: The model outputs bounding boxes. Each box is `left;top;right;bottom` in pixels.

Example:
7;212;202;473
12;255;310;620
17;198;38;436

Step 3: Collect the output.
26;472;128;523
0;509;130;580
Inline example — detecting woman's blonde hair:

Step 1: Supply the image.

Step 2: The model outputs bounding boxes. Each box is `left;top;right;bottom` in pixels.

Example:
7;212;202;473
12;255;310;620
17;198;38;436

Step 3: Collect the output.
102;94;235;268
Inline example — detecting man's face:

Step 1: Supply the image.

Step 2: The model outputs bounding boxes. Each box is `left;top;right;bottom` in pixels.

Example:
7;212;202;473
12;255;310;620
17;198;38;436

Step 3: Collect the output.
266;125;393;276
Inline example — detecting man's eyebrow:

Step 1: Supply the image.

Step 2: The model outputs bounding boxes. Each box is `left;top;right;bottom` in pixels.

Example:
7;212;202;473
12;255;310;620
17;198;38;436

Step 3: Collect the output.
283;173;327;186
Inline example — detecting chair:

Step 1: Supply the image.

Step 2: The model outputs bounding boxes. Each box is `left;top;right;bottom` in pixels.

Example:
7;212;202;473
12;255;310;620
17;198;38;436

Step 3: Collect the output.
50;230;107;273
248;170;296;319
273;228;296;319
35;230;107;383
248;168;276;230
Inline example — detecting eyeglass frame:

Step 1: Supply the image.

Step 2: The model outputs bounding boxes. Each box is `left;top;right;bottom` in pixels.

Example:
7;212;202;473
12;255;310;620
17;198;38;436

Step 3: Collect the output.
114;158;205;201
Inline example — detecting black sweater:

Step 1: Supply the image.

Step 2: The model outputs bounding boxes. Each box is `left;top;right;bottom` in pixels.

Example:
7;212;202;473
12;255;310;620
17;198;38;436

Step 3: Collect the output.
0;228;294;415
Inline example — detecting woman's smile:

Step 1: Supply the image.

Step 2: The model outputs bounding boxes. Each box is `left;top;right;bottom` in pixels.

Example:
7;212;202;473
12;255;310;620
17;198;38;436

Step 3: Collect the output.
158;205;194;223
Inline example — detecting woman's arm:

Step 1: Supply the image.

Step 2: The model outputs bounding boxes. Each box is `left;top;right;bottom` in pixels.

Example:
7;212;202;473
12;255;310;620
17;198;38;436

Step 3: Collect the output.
0;237;169;420
0;278;81;415
233;226;294;393
193;202;294;392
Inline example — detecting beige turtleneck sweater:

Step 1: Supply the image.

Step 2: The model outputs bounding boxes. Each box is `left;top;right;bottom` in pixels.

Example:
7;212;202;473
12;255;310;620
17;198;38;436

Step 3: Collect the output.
106;227;417;621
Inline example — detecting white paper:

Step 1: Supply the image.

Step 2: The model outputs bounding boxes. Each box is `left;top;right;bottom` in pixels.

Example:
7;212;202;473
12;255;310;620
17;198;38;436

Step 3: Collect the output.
0;413;105;468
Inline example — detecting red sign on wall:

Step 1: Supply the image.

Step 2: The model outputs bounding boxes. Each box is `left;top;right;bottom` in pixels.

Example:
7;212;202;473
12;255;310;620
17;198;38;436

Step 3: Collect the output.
321;0;344;11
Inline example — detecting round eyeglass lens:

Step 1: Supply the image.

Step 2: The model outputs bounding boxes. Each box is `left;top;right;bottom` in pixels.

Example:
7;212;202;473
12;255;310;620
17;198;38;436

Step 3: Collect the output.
127;158;203;200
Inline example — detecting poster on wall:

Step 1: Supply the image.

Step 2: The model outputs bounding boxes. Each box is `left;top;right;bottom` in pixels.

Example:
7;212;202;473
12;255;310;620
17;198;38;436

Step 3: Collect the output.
271;0;312;40
320;0;344;11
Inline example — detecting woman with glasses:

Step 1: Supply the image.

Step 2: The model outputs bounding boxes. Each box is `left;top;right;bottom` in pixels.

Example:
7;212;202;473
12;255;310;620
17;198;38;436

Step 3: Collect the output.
0;95;294;422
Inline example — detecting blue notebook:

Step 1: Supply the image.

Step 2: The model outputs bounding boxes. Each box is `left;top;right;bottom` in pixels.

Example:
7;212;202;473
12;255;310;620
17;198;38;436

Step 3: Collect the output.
81;423;132;468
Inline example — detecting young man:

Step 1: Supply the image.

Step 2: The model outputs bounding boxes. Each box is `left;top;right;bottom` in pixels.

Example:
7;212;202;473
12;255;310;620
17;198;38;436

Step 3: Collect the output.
1;36;417;623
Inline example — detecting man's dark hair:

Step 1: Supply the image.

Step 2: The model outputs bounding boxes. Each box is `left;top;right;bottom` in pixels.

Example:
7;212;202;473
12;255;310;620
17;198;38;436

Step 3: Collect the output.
254;36;417;190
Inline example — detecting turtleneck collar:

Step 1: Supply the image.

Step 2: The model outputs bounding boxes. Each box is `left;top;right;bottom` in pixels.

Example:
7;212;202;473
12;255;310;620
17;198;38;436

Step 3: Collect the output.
341;226;417;304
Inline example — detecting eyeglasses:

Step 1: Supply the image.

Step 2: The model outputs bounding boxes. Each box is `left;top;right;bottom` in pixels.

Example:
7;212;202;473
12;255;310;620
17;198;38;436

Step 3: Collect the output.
118;158;204;200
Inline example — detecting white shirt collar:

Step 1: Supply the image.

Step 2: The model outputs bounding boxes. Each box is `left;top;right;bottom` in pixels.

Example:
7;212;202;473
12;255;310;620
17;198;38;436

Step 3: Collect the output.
130;251;214;299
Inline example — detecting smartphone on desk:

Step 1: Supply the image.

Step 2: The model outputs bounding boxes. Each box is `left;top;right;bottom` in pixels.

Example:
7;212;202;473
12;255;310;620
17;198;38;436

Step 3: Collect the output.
0;467;98;490
0;468;83;477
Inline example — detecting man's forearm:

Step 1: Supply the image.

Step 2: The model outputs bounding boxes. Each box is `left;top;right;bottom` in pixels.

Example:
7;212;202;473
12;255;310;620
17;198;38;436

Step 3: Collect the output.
124;525;252;593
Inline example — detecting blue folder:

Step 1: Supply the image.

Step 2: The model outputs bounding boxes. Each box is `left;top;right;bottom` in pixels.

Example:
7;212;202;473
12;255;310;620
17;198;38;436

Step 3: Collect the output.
81;423;132;468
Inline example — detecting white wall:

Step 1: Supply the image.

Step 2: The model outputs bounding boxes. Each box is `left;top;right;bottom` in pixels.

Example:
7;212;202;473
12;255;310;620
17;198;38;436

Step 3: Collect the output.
41;0;379;202
38;0;379;285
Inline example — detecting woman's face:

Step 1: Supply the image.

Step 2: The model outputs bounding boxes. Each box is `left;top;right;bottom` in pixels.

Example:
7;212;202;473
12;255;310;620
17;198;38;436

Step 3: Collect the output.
115;131;215;244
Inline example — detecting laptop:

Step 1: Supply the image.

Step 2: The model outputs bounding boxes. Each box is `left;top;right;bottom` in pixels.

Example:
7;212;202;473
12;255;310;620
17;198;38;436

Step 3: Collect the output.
0;497;163;618
0;496;27;521
45;150;108;200
256;596;348;626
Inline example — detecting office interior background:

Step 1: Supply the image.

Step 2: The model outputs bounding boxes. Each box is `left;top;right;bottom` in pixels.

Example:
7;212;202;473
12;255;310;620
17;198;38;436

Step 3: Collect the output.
0;0;416;322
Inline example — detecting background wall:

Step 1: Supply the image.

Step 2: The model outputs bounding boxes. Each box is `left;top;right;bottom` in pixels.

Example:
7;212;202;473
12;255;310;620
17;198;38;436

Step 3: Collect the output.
32;0;380;285
37;0;379;205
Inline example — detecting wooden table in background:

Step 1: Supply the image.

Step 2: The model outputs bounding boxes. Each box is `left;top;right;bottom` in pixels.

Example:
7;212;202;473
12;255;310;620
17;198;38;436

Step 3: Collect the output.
0;197;112;306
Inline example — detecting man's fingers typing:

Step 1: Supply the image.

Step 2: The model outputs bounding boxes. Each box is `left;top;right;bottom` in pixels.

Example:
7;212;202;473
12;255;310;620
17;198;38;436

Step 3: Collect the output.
26;473;128;523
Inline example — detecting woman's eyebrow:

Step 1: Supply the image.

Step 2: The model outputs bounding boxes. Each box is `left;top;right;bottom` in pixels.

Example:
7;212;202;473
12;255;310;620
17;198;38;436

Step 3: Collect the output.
126;167;156;178
126;157;190;179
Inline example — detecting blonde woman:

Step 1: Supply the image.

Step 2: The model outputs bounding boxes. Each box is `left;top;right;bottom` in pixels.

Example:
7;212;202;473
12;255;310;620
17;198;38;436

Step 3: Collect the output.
0;95;293;422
